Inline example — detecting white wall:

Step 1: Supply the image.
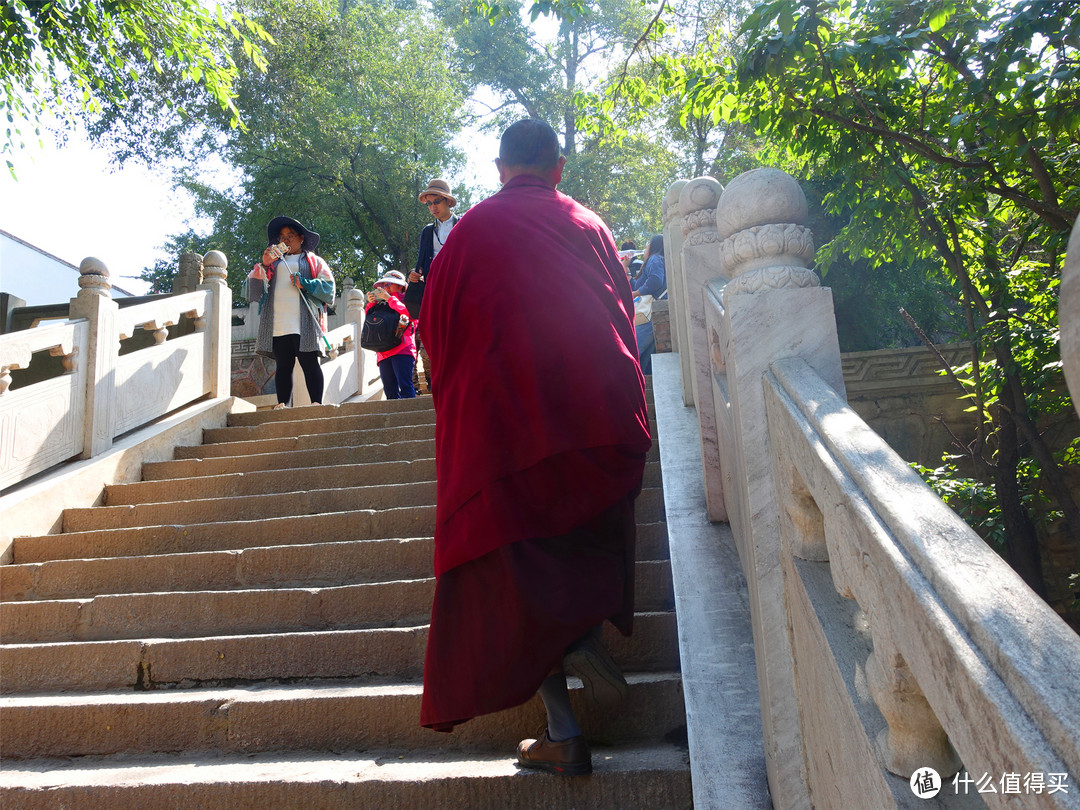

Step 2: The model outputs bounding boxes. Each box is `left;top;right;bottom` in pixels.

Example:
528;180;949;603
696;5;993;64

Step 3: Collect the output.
0;230;135;306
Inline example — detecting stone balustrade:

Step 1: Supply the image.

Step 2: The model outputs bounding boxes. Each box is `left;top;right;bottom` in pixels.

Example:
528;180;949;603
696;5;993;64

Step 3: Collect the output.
0;253;372;491
663;170;1080;808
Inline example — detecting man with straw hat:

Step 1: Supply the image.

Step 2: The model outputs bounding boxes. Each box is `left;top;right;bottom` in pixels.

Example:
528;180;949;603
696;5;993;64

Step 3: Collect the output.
406;178;458;392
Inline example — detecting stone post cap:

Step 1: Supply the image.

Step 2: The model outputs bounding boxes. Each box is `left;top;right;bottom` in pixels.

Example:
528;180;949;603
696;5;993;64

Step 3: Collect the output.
716;168;807;241
203;250;228;268
346;288;365;310
202;251;228;283
663;179;689;224
78;257;112;296
678;176;724;217
79;257;109;278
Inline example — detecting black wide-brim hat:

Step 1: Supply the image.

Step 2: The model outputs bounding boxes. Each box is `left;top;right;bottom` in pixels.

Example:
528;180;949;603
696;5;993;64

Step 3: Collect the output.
267;216;321;253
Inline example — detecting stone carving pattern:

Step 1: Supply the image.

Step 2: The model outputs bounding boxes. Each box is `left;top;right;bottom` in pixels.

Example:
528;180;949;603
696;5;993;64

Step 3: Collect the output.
841;344;972;386
682;207;717;237
0;376;84;488
685;229;722;248
720;224;814;276
723;266;820;297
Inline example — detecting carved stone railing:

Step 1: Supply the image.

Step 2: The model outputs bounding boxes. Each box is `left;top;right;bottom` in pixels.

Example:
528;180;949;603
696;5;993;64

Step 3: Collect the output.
231;276;357;342
0;254;231;490
305;288;380;405
663;170;1080;808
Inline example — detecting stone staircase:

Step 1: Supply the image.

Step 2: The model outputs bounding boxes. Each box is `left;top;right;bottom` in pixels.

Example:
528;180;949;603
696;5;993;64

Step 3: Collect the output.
0;394;691;807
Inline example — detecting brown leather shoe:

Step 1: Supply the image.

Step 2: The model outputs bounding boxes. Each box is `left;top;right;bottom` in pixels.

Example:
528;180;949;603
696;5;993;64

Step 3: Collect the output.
516;730;592;776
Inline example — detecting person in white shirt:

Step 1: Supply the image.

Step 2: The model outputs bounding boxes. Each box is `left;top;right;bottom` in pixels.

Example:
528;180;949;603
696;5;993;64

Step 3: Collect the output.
405;178;459;392
247;216;336;408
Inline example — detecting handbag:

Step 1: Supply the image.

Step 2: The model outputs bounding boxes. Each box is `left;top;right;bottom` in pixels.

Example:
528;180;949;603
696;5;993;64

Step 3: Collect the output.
634;295;655;326
634;286;668;326
403;277;424;320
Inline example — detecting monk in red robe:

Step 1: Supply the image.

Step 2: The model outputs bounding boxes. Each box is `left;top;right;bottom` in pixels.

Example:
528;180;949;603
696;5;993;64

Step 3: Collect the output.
418;118;651;776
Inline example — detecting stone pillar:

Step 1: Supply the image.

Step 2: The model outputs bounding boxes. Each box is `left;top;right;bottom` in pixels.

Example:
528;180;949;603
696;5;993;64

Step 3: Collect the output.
679;177;727;521
1060;214;1080;418
199;250;231;399
173;252;203;294
661;180;687;373
712;168;842;809
0;293;26;334
347;288;366;396
68;258;119;458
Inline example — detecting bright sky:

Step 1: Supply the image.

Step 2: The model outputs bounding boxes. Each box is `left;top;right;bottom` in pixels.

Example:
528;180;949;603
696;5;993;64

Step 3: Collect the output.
0;117;498;297
0;122;206;296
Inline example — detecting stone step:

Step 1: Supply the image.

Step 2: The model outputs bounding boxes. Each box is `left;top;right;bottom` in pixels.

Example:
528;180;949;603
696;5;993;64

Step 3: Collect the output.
63;481;440;532
1;560;673;642
106;458;663;506
13;507;669;565
55;486;663;549
175;419;660;462
142;439;437;480
148;438;660;480
203;408;435;444
175;422;438;459
1;672;684;760
226;397;434;427
1;538;432;601
1;612;679;694
106;458;437;505
0;742;691;809
4;523;670;601
13;506;436;563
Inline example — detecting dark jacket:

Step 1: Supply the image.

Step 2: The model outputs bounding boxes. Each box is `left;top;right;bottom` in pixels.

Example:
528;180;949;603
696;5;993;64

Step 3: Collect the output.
405;215;458;319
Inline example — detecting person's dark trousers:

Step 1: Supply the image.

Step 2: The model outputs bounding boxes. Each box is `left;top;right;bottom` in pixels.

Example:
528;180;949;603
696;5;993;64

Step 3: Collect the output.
379;353;417;399
272;333;324;404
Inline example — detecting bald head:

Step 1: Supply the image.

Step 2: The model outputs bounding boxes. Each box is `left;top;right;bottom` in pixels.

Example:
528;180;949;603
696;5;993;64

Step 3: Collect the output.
497;119;566;186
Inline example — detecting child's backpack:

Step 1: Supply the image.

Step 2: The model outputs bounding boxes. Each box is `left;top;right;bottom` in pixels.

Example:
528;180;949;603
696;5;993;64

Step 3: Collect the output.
360;301;406;353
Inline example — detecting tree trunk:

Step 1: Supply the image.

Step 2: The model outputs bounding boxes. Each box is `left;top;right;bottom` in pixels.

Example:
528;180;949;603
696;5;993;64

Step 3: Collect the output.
992;402;1048;598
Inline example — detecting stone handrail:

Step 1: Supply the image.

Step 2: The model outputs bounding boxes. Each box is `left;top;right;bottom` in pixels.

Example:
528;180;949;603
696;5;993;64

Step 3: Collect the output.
311;288;380;405
0;253;233;490
664;169;1080;808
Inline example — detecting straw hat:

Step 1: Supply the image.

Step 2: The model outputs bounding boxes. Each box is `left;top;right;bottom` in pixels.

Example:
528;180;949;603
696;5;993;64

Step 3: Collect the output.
417;179;457;206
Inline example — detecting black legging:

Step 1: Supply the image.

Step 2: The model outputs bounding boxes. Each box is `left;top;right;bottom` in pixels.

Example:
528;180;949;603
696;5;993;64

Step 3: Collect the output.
272;333;324;404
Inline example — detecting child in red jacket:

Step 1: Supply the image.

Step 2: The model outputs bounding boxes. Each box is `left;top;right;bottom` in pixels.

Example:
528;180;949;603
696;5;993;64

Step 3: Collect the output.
365;270;418;399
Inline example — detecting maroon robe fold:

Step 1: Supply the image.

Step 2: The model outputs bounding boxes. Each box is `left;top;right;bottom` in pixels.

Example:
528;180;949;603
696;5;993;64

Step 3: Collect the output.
418;173;651;731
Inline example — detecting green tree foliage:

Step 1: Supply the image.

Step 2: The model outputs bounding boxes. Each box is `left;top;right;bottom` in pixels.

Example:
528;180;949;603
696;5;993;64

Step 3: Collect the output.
0;0;271;170
440;0;682;238
130;0;468;296
440;0;650;153
650;0;1080;595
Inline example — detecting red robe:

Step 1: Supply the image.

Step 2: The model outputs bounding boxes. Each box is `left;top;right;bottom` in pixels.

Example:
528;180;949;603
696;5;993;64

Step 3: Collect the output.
418;174;651;730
